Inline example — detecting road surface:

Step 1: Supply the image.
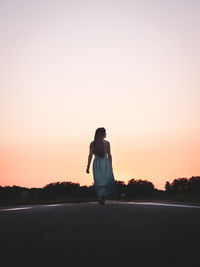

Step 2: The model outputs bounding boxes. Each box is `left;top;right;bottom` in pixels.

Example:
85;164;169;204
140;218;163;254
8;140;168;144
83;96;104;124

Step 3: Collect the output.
0;201;199;266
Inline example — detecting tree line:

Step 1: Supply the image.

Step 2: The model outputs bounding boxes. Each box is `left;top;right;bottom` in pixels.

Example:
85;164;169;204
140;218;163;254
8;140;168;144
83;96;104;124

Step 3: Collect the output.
165;176;200;194
0;176;199;204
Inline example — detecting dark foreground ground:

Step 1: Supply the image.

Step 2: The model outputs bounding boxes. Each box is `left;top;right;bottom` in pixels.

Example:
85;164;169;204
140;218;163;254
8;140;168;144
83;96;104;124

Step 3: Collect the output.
0;201;200;267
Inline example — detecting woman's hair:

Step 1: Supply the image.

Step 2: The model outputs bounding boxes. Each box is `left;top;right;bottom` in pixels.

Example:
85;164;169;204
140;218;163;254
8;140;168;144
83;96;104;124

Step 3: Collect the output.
93;127;106;158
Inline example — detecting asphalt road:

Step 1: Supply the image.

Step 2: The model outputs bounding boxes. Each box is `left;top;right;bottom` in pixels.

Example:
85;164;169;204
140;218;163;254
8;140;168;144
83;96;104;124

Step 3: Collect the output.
0;201;200;266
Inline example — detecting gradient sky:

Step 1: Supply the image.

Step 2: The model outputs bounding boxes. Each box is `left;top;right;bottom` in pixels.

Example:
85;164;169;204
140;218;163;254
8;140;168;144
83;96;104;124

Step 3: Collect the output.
0;0;200;190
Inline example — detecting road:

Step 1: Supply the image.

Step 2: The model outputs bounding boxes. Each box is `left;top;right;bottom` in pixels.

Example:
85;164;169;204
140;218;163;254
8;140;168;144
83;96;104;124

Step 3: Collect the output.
0;201;200;266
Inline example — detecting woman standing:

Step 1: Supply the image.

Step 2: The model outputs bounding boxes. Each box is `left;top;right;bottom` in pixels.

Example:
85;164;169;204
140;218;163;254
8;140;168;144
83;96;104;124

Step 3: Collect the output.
86;127;117;204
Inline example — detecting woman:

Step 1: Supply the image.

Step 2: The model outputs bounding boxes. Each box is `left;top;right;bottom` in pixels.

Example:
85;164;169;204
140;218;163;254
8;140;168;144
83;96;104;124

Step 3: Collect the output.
86;127;117;204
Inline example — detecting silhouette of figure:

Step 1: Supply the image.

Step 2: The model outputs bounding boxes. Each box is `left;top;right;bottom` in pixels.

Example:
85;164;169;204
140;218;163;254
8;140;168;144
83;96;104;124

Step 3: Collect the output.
86;127;117;204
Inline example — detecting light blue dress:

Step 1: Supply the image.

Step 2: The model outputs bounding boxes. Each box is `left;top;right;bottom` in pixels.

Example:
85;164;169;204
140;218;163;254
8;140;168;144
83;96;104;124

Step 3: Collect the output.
92;140;117;198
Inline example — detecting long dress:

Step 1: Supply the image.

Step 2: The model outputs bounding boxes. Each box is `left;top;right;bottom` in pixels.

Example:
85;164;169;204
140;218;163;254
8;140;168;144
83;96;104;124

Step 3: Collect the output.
92;140;117;198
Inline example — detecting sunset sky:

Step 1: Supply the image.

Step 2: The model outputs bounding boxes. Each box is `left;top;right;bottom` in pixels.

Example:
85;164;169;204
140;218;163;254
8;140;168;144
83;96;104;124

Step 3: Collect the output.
1;0;200;190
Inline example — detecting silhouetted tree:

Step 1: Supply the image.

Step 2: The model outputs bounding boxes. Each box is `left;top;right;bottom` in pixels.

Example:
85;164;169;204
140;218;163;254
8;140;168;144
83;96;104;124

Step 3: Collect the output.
188;176;200;193
115;180;127;197
170;178;189;194
165;181;172;193
164;176;200;195
127;178;155;196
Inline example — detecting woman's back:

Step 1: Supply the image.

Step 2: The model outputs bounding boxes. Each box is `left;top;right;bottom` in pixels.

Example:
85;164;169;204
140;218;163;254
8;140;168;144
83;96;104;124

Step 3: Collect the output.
92;140;108;158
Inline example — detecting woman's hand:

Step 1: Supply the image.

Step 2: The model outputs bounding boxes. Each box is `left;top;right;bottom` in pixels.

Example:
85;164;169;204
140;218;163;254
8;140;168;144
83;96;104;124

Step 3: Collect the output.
86;166;90;173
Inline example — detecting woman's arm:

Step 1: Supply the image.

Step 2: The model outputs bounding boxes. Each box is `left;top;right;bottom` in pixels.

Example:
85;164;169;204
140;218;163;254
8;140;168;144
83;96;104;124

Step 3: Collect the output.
107;141;113;168
86;142;93;173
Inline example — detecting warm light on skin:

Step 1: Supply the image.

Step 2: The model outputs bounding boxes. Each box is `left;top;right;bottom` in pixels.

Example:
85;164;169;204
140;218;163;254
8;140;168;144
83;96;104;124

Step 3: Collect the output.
0;1;200;190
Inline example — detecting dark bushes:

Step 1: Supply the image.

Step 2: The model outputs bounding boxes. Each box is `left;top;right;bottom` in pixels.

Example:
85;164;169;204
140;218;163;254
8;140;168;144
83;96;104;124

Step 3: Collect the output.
165;176;200;194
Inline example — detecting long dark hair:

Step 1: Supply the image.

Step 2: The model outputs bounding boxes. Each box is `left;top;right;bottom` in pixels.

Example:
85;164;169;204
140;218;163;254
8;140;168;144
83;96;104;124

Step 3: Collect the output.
93;127;106;158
